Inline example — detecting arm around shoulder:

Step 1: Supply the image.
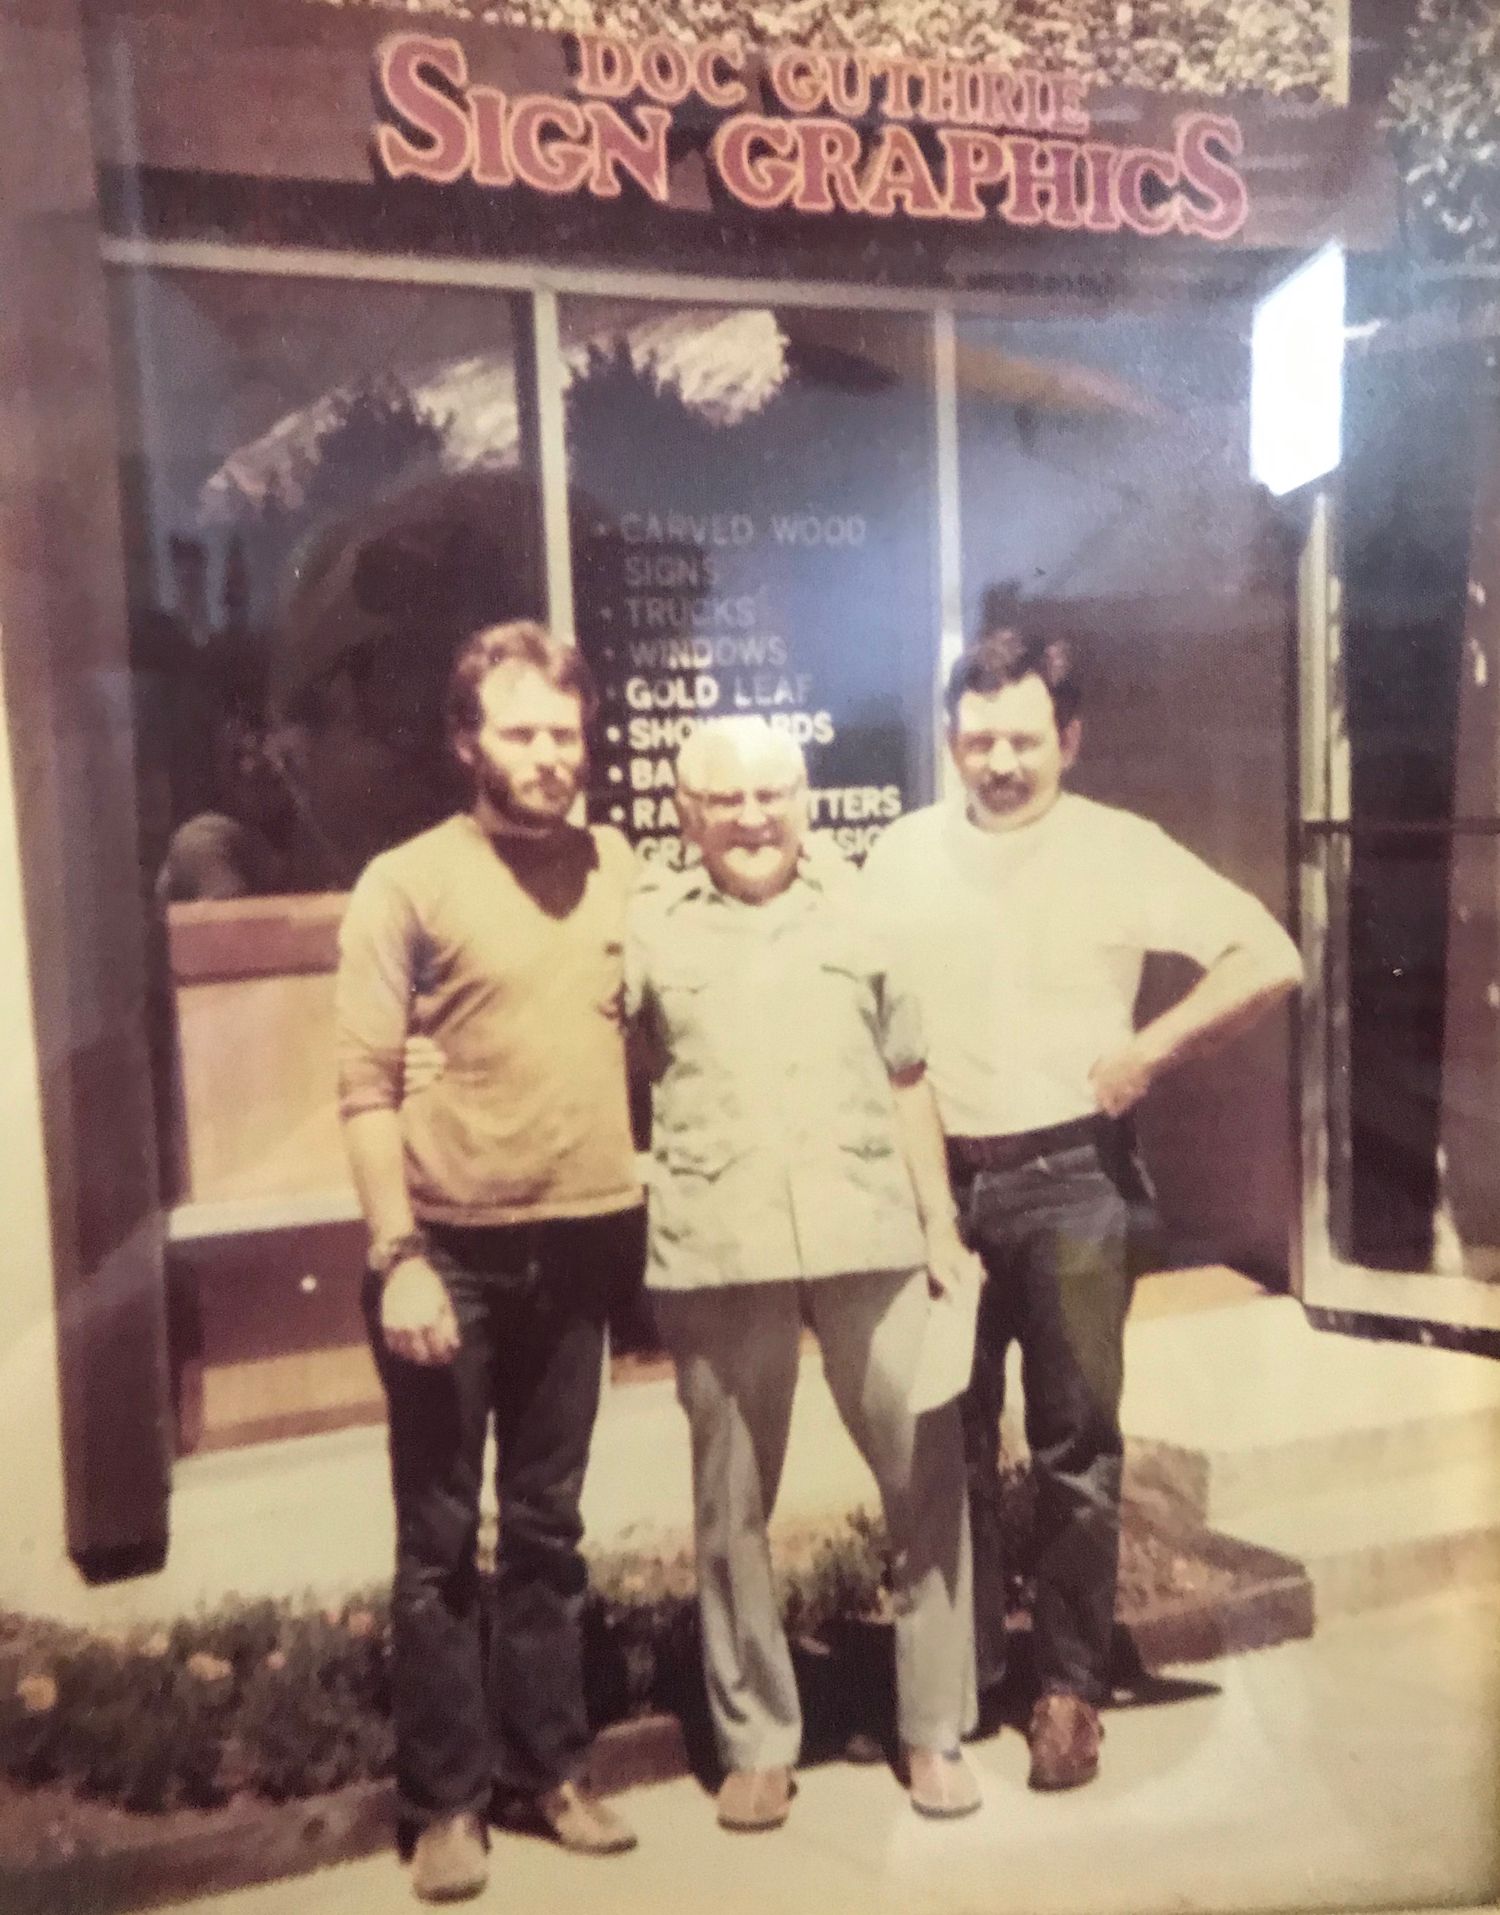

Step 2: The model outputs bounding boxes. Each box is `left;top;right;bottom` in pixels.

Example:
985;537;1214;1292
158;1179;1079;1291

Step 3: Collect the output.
336;863;421;1246
335;859;419;1122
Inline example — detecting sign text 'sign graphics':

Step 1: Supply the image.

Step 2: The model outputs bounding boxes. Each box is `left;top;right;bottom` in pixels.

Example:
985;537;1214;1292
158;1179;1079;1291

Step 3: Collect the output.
373;32;1249;240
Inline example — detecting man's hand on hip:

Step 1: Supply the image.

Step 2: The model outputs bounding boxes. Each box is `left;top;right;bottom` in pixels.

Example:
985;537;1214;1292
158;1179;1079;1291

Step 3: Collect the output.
382;1257;461;1366
1088;1033;1161;1117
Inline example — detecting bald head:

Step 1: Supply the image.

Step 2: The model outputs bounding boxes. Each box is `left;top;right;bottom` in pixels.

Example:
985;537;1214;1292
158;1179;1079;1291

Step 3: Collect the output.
676;718;808;904
676;717;806;797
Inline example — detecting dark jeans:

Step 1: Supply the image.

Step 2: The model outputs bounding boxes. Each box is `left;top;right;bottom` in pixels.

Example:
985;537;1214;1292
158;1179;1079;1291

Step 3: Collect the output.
955;1137;1147;1707
364;1210;640;1828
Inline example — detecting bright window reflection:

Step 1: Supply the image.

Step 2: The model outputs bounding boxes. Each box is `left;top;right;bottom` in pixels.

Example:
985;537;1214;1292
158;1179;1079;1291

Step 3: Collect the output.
1251;242;1346;497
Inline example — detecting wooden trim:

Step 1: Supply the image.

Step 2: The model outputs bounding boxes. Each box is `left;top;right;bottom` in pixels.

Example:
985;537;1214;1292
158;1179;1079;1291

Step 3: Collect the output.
167;892;348;983
99;232;1278;319
1;0;172;1573
533;288;577;648
168;1186;362;1243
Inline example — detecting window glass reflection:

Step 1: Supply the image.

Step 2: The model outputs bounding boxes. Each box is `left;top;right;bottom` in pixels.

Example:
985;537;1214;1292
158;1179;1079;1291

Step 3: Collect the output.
955;299;1296;1279
110;270;539;897
1324;349;1500;1280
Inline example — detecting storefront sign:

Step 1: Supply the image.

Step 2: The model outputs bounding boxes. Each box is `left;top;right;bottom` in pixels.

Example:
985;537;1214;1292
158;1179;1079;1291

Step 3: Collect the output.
374;31;1250;242
85;0;1399;262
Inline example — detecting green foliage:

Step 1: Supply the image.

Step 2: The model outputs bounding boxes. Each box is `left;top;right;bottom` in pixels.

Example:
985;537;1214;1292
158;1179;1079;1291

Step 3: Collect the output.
0;1477;1039;1815
262;374;448;527
229;1607;393;1803
780;1507;891;1643
585;1552;698;1722
0;1602;392;1815
1388;0;1500;263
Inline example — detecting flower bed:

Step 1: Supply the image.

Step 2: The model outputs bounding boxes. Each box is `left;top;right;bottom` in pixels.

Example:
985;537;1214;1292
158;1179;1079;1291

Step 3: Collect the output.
0;1606;392;1816
0;1469;1283;1828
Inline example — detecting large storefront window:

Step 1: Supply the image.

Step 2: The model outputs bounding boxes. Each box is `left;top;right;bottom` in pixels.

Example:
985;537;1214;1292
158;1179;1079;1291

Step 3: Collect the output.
108;267;550;1448
110;263;1324;1449
110;272;953;1449
111;250;1500;1451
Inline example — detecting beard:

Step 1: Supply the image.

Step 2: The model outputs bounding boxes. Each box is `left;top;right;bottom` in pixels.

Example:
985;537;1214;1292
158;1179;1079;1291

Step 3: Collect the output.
709;832;798;900
475;756;580;832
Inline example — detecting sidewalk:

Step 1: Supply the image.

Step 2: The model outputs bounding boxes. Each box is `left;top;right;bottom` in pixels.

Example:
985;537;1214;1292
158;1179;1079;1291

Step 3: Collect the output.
34;1263;1500;1631
158;1586;1500;1915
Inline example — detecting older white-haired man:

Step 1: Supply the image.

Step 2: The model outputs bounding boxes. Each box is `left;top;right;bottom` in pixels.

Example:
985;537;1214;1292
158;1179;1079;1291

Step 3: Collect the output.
628;716;982;1830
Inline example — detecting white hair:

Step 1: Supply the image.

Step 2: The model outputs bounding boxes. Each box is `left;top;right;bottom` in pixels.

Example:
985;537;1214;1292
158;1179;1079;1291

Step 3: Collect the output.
675;717;806;795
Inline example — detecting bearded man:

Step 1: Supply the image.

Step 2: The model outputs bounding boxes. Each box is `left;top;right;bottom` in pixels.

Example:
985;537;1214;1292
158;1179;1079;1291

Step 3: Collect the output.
337;620;642;1901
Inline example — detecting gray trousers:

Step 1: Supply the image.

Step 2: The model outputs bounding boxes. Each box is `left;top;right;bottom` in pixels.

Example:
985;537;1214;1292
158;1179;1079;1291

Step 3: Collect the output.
654;1268;973;1771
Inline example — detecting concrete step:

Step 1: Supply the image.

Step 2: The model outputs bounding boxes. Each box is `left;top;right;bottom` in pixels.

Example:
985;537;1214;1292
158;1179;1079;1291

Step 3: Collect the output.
1123;1283;1500;1457
1229;1451;1500;1619
1119;1402;1500;1534
1110;1273;1500;1614
1119;1275;1500;1531
1200;1401;1500;1525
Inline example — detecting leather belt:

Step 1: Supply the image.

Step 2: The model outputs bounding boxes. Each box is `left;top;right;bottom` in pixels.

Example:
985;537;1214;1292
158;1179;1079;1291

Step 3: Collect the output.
945;1115;1122;1175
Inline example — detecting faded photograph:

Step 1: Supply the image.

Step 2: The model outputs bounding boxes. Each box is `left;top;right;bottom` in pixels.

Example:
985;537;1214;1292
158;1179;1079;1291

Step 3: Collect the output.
1;2;1498;1914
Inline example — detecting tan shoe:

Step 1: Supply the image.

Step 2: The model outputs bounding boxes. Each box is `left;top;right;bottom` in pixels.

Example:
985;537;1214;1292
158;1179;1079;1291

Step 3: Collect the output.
1027;1692;1103;1790
906;1745;982;1819
534;1779;639;1855
716;1766;795;1832
411;1811;488;1903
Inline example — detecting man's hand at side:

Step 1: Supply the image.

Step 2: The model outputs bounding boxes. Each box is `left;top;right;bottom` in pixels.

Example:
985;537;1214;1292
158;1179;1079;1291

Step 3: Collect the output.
888;1065;986;1299
341;1104;458;1365
381;1255;461;1366
924;1223;985;1302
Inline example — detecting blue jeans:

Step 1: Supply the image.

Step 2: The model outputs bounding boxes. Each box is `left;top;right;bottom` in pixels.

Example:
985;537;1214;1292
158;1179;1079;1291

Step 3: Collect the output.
364;1211;640;1828
954;1138;1146;1705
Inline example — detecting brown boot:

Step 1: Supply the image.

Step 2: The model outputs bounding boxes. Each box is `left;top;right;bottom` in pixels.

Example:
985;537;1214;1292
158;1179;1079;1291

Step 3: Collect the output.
716;1767;795;1831
1027;1693;1103;1791
411;1811;488;1902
